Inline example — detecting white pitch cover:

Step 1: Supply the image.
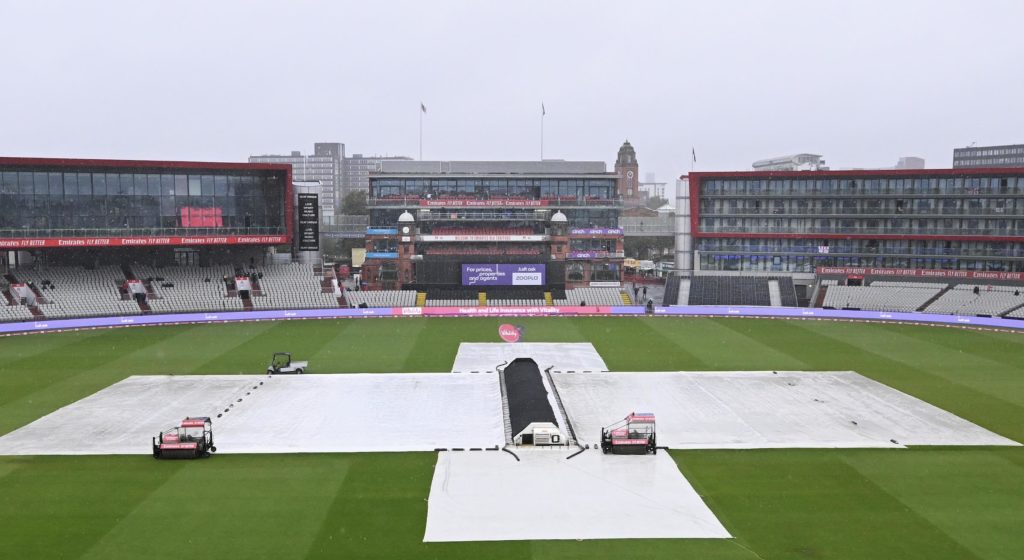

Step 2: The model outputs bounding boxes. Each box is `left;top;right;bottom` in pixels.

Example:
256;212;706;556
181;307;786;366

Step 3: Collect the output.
424;449;731;542
450;342;609;373
553;371;1019;449
0;373;505;455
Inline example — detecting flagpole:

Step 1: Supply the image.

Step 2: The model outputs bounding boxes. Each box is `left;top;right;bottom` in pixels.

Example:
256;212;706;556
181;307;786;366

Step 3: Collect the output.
419;106;423;161
540;111;544;160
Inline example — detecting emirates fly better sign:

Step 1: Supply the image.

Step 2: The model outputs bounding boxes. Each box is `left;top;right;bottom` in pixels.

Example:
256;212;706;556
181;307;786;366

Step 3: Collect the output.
461;264;546;286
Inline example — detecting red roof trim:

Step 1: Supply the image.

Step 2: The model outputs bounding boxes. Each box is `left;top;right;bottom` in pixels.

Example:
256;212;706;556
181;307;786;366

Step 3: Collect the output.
0;156;289;173
682;167;1024;181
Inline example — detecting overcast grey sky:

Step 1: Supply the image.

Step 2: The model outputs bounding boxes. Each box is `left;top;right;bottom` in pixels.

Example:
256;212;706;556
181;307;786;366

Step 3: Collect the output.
2;1;1022;185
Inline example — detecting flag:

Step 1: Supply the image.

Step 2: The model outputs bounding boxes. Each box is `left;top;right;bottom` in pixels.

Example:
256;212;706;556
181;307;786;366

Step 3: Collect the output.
420;102;427;114
542;102;546;116
692;147;697;163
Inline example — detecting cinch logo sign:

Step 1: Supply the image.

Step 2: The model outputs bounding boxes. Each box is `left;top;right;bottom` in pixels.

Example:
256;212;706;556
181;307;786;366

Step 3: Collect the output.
498;323;522;343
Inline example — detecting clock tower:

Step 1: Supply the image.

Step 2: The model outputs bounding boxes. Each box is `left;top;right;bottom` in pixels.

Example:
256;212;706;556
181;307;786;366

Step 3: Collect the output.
615;140;641;206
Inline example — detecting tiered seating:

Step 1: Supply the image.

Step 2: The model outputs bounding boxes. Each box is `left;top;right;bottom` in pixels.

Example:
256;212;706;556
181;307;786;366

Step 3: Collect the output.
554;288;628;306
134;264;243;314
823;285;941;312
688;276;771;306
488;298;546;306
256;263;340;310
345;290;417;308
871;281;948;289
0;301;36;322
661;275;681;305
425;298;478;307
924;284;1024;316
776;277;799;307
1007;306;1024;319
11;266;142;319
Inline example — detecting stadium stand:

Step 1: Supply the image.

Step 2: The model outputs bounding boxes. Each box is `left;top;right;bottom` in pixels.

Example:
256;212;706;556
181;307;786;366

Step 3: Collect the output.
687;276;770;306
679;275;800;307
554;287;629;306
488;298;547;307
0;300;36;322
345;290;417;308
923;284;1024;316
256;263;341;310
822;285;942;312
10;265;143;319
425;298;479;307
134;264;244;314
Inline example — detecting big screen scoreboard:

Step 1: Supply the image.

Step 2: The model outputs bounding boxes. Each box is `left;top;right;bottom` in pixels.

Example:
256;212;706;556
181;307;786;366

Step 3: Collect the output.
461;264;546;286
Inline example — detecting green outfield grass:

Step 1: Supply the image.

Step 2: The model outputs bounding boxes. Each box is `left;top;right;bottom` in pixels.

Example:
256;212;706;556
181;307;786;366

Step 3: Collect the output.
1;317;1022;559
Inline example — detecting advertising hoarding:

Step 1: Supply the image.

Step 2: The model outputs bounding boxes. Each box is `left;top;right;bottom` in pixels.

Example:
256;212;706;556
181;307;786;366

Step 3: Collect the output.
461;264;546;286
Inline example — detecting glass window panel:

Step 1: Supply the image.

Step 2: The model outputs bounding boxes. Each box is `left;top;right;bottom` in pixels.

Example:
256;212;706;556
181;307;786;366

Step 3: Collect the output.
174;175;188;196
77;173;92;196
214;175;228;196
148;174;161;196
0;172;17;194
32;172;47;195
161;174;175;196
188;176;201;196
200;175;214;196
92;173;106;195
17;172;34;195
48;172;63;196
63;173;78;195
133;174;146;196
119;174;133;196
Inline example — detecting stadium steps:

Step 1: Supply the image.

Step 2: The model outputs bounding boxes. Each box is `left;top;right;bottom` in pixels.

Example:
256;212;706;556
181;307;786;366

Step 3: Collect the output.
814;285;829;308
250;275;264;297
679;278;691;305
768;280;783;306
416;292;427;307
478;292;487;307
28;305;44;318
917;285;953;311
2;289;14;306
544;292;553;306
3;273;48;304
619;291;631;305
121;265;153;313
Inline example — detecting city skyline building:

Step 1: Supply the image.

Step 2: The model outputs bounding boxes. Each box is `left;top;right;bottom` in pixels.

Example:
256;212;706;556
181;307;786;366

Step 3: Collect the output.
249;142;343;223
953;144;1024;169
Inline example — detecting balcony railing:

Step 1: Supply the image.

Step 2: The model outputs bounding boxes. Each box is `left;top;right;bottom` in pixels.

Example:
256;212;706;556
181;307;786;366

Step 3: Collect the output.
699;190;1024;198
0;226;287;238
369;195;623;207
700;209;1023;218
698;248;1024;259
416;211;548;221
698;226;1024;237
